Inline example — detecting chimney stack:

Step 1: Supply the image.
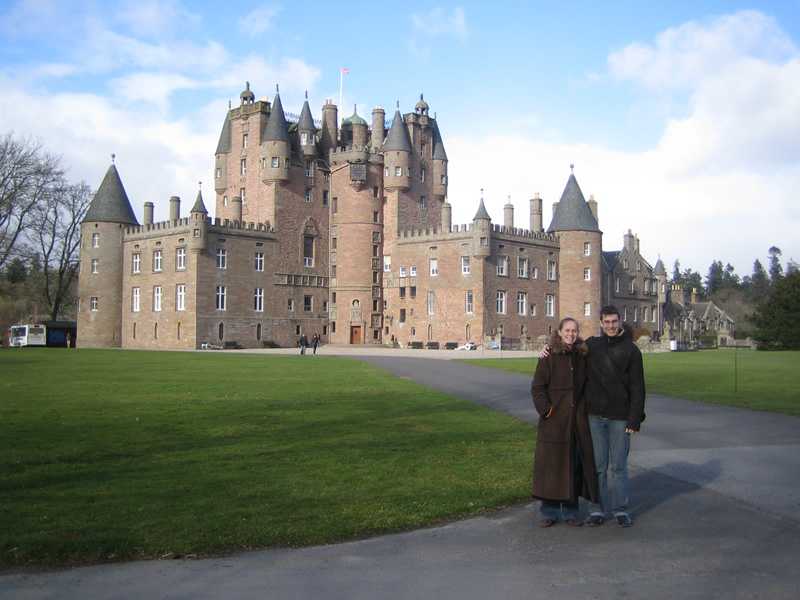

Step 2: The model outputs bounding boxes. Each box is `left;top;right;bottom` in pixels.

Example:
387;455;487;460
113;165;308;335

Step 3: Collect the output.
169;196;180;222
144;202;154;225
231;196;243;222
503;198;514;229
530;193;543;232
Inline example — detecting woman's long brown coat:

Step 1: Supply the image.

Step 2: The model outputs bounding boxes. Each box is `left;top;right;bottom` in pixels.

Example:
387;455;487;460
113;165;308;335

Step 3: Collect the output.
530;336;599;503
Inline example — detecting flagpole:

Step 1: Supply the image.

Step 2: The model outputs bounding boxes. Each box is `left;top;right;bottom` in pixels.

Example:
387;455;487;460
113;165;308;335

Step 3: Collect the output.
338;68;343;127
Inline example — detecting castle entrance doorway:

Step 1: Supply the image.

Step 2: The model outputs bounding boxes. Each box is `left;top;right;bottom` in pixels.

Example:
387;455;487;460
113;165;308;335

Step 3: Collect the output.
350;326;361;344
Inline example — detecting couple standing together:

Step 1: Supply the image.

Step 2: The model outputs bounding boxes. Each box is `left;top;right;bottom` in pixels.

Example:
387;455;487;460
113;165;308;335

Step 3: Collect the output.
531;305;646;528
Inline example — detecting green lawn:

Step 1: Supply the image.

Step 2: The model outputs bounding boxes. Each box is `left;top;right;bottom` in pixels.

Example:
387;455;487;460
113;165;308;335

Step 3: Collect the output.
0;349;534;568
462;350;800;415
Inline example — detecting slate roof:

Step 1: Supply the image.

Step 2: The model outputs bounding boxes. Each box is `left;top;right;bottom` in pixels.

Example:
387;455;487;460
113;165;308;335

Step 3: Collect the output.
343;106;367;126
383;109;412;152
602;251;620;270
473;198;491;221
263;92;289;142
654;258;666;275
215;113;231;154
190;189;208;214
432;119;448;161
83;164;138;225
298;98;315;132
547;173;600;233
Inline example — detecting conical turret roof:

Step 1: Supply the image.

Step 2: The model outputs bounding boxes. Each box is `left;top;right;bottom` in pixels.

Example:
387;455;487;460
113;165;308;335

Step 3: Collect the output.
343;105;367;126
298;94;315;132
473;198;491;221
383;109;412;152
547;173;600;233
432;119;448;161
264;90;289;142
190;189;208;214
215;112;231;154
654;257;666;275
84;163;138;225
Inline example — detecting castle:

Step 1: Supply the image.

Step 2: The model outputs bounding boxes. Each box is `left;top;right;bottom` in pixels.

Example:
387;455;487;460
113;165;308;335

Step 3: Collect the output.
77;83;734;350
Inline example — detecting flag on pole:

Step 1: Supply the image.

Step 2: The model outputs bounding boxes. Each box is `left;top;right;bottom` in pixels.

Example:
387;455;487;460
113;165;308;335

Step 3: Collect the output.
340;67;350;75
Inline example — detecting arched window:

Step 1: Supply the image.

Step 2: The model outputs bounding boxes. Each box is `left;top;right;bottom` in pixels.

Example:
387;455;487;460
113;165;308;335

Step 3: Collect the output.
177;321;181;340
256;323;262;341
218;322;224;341
427;324;432;340
154;323;158;339
133;322;136;340
465;324;470;340
352;299;360;308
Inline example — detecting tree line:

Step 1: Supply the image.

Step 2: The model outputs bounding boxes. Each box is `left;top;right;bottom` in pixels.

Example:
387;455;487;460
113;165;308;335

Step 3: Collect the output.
670;248;799;349
0;133;92;329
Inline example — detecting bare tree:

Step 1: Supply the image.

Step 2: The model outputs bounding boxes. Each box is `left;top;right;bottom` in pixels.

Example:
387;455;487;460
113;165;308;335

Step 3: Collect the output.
31;181;91;320
0;134;63;269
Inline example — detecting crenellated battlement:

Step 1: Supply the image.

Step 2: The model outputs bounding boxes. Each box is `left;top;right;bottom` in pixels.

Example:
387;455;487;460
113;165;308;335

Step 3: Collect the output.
124;216;276;241
397;223;473;243
492;223;559;244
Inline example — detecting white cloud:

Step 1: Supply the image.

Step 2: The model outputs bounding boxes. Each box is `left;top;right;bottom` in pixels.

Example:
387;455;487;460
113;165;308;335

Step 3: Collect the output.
117;0;200;37
111;72;200;112
238;5;281;37
411;6;468;40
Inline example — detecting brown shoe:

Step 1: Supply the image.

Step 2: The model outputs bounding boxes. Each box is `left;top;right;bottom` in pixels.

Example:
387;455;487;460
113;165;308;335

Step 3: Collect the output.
539;518;557;528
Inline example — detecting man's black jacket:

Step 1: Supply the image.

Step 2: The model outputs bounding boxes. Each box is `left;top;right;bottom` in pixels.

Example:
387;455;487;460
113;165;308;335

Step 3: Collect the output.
585;325;646;431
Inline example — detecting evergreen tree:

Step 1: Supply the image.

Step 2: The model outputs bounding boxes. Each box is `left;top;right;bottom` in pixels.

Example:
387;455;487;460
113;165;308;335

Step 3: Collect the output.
705;260;724;295
787;259;799;276
752;272;800;349
722;263;740;289
768;246;783;284
682;268;703;296
5;257;26;283
672;259;682;284
750;259;770;299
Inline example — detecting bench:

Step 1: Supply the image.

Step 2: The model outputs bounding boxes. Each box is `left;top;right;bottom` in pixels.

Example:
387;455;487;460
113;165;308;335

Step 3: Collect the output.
444;342;458;350
425;341;440;350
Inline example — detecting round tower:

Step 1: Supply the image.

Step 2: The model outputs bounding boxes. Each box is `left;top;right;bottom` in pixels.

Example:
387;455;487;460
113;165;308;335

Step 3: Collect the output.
431;117;448;199
344;106;368;148
471;193;492;258
371;106;385;151
547;168;602;337
77;160;139;348
503;197;514;229
261;85;289;182
320;100;338;158
383;105;411;191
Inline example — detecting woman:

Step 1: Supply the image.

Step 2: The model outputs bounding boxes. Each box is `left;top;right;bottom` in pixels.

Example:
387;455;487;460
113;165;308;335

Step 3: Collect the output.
531;318;599;527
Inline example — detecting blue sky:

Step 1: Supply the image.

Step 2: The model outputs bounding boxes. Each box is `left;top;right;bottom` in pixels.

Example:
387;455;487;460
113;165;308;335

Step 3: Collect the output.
1;1;798;276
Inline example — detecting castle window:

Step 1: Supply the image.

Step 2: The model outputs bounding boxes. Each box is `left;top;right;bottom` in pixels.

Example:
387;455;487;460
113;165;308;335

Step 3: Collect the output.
383;255;391;272
652;306;657;323
584;242;591;256
497;256;508;277
216;248;227;269
176;284;186;311
176;247;186;270
400;286;406;298
223;195;228;207
216;168;221;179
254;251;264;271
518;257;528;278
132;287;140;312
420;168;425;183
517;292;527;316
531;303;537;316
429;258;438;277
637;261;642;272
261;158;266;169
240;158;246;175
410;286;417;298
461;256;470;275
623;258;629;269
634;307;639;322
545;294;555;317
441;175;447;185
384;167;389;177
399;266;407;277
322;190;329;206
615;277;620;293
285;158;289;168
623;306;628;321
332;292;336;303
288;298;294;312
303;235;314;267
154;323;158;340
547;260;557;281
332;197;338;213
153;250;163;272
215;286;226;310
420;195;426;209
496;290;506;314
91;258;99;274
304;295;313;312
323;301;328;312
410;265;417;277
271;156;280;168
331;321;336;333
584;267;591;281
584;302;591;317
400;308;406;323
193;229;200;238
395;167;402;177
304;161;312;177
304;188;312;203
465;290;474;314
243;133;248;148
153;286;162;312
301;132;309;146
331;265;337;277
256;323;262;341
629;280;635;294
322;325;327;336
373;211;379;223
92;233;99;248
643;306;649;322
90;296;98;311
373;299;379;311
219;322;224;340
331;237;337;250
254;288;264;312
132;322;136;339
132;253;141;274
480;237;488;247
427;290;435;315
240;187;246;205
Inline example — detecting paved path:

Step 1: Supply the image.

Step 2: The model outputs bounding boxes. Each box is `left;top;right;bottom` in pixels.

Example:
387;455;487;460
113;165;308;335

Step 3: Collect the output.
3;357;800;599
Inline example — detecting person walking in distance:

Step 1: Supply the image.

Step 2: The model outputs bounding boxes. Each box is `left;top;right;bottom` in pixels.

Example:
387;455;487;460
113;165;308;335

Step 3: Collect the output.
530;318;599;527
583;305;646;527
312;333;320;355
299;333;308;355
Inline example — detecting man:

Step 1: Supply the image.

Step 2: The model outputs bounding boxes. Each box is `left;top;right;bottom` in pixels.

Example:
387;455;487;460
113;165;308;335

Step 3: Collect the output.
583;305;646;527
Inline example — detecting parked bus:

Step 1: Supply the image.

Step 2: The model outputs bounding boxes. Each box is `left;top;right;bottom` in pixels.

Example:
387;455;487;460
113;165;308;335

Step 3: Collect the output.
9;324;47;347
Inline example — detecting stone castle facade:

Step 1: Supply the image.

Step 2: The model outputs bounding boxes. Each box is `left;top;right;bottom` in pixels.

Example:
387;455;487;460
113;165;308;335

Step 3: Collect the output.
77;83;732;349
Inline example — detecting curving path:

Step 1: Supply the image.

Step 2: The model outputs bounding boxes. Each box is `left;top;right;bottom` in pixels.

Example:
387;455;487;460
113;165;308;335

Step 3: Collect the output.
2;356;800;599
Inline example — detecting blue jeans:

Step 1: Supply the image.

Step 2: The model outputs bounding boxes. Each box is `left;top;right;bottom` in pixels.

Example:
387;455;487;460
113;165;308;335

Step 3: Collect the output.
588;415;630;516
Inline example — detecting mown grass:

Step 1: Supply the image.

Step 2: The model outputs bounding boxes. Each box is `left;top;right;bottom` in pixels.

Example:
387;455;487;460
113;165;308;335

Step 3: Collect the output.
0;349;534;568
462;349;800;415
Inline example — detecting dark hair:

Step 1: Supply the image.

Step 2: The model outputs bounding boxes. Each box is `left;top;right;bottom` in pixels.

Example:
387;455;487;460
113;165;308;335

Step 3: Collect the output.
600;305;620;320
558;317;579;331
